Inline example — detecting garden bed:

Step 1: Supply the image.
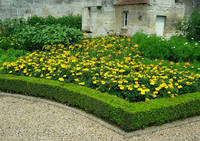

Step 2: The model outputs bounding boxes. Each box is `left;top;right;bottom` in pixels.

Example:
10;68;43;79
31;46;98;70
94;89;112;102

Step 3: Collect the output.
0;74;200;132
0;18;199;131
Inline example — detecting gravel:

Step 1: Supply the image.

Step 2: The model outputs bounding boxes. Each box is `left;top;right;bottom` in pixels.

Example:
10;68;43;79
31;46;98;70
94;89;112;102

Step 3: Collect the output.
0;92;200;141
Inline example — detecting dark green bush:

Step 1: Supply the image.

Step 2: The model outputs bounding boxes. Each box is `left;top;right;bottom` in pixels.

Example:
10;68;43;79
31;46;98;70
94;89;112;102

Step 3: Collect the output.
131;33;170;60
0;35;20;50
0;15;82;37
16;24;83;51
0;18;26;37
131;32;200;62
177;8;200;42
167;36;200;62
27;15;82;30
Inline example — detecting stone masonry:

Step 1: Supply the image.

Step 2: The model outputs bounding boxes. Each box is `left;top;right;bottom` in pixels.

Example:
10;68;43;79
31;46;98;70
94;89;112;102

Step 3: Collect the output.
0;0;199;36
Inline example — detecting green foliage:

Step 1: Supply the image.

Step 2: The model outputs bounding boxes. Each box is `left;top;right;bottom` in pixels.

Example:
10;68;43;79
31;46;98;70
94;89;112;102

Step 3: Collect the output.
0;74;200;131
131;33;170;59
27;15;82;30
0;48;29;66
0;18;26;37
0;35;20;50
16;25;83;51
0;15;82;37
131;32;200;62
167;36;200;62
177;8;200;42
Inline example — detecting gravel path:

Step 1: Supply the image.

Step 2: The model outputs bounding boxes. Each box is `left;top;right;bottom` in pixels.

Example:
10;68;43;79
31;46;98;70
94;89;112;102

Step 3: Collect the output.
0;92;200;141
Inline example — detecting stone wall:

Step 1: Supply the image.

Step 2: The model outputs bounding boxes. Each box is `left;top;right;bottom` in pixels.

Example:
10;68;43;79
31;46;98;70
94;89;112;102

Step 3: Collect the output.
115;0;185;37
82;0;117;36
0;0;83;19
182;0;200;15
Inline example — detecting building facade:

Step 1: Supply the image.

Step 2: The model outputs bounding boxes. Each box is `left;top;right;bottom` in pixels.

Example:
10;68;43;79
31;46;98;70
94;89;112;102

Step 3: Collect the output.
0;0;199;37
82;0;199;37
0;0;83;19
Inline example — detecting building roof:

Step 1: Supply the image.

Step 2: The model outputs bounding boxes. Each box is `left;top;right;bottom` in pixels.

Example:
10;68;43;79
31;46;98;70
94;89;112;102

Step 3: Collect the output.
115;0;148;6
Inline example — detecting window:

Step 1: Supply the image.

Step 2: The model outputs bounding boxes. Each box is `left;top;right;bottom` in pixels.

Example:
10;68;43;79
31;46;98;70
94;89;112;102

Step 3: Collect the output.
124;12;128;27
175;0;182;4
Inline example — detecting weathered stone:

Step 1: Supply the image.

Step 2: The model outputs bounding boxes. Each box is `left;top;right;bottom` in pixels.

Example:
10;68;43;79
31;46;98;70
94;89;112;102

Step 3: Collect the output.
0;0;199;37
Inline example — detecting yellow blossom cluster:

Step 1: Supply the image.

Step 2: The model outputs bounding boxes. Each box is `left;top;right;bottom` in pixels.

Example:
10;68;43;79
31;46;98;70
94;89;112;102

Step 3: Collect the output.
1;36;199;102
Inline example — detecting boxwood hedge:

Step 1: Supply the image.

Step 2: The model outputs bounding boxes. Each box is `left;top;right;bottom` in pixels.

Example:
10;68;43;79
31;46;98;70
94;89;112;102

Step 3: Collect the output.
0;74;200;132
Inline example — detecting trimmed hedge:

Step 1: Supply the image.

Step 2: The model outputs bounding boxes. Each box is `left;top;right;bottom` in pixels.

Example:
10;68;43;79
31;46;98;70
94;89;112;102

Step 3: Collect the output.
0;74;200;132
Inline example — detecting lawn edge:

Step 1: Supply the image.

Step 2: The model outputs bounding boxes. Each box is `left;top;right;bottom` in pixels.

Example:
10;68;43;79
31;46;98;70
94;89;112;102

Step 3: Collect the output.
0;74;200;132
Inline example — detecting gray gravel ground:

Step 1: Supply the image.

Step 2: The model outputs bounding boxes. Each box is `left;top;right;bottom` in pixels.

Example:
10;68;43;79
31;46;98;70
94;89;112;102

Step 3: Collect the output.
0;92;200;141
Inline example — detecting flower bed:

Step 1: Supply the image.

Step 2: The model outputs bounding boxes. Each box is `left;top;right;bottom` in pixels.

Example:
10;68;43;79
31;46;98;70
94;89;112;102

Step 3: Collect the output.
1;36;199;102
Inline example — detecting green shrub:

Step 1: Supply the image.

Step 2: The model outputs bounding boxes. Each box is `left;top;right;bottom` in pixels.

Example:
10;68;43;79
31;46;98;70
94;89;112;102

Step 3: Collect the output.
0;18;26;37
131;32;200;62
0;15;82;37
0;48;29;66
167;36;200;62
0;35;17;50
27;15;82;30
16;25;83;51
177;8;200;42
131;33;170;60
0;74;200;131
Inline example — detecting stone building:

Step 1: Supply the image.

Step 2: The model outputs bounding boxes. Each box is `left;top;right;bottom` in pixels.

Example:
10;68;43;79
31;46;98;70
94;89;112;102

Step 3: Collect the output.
82;0;199;37
0;0;83;19
0;0;199;37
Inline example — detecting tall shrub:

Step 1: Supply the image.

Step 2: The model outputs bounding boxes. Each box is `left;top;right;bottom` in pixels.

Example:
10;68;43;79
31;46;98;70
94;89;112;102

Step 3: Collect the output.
177;8;200;42
27;15;82;30
0;18;26;36
16;25;83;51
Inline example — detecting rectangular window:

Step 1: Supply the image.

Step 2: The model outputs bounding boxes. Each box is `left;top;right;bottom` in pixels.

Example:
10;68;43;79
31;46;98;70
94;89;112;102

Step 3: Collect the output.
124;12;128;27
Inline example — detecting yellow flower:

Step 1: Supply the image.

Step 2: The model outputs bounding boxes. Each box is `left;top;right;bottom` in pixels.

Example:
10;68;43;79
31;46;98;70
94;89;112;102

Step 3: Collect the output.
175;83;179;86
178;85;183;89
79;82;85;86
134;44;139;48
127;85;133;91
171;94;175;98
145;98;150;102
152;94;157;98
74;78;79;82
46;76;52;79
150;81;155;85
101;81;106;84
119;69;125;73
134;84;139;88
58;77;65;82
118;85;125;90
141;90;146;95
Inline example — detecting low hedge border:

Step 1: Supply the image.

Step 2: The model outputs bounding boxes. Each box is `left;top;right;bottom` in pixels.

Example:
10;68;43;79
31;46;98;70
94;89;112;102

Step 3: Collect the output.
0;74;200;132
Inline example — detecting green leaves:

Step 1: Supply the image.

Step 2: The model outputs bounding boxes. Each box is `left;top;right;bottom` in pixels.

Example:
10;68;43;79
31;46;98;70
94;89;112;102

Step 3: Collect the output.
177;8;200;42
16;25;83;51
131;32;200;62
27;15;82;30
0;48;29;66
